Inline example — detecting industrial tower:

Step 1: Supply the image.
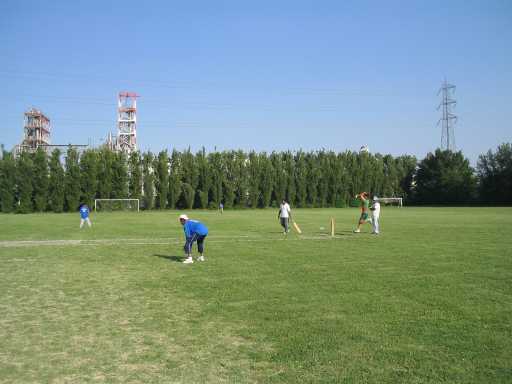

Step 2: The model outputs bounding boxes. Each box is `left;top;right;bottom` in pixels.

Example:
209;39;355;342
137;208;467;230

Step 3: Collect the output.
117;92;139;153
437;79;457;151
14;108;51;155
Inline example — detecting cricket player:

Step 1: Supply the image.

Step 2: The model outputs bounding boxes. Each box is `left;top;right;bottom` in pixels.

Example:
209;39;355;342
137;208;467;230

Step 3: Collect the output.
179;214;209;264
370;196;381;235
353;192;372;233
79;203;92;229
278;200;292;234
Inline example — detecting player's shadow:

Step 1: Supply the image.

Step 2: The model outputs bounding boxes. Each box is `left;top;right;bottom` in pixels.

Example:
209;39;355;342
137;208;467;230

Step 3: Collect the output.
337;230;355;234
152;254;184;262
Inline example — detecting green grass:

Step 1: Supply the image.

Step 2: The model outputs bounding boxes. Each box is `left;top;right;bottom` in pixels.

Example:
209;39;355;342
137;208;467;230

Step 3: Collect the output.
0;208;511;383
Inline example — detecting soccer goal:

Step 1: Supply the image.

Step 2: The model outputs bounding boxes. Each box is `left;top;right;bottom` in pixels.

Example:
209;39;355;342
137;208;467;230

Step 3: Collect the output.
94;199;140;212
379;197;403;207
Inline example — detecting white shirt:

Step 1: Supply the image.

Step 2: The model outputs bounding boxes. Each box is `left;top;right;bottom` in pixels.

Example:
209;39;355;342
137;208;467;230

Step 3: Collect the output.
372;202;381;218
279;203;291;218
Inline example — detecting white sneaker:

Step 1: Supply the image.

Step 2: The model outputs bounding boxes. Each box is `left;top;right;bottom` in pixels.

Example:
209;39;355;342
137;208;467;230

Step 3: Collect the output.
353;229;361;233
197;255;205;262
183;257;193;264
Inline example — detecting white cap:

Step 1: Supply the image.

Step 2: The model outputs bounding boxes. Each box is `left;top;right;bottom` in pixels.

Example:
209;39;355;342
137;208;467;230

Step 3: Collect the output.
179;214;189;221
373;196;379;201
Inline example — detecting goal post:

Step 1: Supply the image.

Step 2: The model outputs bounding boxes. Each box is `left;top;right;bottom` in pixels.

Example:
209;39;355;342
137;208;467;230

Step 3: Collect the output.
94;199;140;212
379;197;403;207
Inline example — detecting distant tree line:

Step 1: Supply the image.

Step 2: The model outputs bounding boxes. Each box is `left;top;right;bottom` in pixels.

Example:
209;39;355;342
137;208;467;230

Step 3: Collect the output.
0;143;510;213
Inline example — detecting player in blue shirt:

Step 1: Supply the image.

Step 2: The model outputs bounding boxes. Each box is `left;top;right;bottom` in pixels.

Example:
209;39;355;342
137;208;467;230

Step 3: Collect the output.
179;214;208;264
79;203;92;229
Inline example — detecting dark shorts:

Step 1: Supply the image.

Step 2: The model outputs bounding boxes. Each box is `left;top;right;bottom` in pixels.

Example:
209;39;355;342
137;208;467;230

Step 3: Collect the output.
184;233;207;254
360;212;369;221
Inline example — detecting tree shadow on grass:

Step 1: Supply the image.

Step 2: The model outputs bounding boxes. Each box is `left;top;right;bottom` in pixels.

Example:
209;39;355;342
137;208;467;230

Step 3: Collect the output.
152;254;184;263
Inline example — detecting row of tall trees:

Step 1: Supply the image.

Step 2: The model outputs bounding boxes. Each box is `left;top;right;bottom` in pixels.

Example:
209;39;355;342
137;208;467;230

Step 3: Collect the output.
135;148;418;210
0;147;131;213
0;146;417;213
0;143;510;213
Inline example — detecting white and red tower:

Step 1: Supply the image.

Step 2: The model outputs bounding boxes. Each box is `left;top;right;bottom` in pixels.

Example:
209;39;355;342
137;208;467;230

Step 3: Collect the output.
15;108;51;155
117;92;139;153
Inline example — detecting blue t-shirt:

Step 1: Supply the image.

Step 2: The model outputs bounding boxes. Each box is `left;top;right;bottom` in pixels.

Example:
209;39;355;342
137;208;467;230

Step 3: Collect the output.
183;220;208;238
80;205;89;219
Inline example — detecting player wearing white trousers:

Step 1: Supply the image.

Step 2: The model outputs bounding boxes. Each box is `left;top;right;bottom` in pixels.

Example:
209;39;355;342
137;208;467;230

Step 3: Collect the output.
370;197;381;235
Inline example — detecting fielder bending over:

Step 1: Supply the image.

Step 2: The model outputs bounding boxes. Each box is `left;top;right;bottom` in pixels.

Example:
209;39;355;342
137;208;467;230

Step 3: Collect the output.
179;214;209;264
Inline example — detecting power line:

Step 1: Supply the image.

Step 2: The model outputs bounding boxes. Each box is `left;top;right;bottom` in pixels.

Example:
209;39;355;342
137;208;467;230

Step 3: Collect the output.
4;93;363;113
3;113;201;127
0;69;392;96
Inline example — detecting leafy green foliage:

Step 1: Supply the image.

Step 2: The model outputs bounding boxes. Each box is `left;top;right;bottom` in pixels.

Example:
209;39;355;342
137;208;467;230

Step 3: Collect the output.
196;147;211;209
97;148;113;198
16;152;34;213
128;151;142;201
0;150;16;213
142;151;155;210
180;149;199;198
64;147;81;211
168;150;182;209
259;152;274;208
48;149;65;213
208;151;223;208
180;182;195;209
477;143;512;203
32;148;49;212
154;150;169;209
111;152;128;199
247;151;260;208
415;149;476;204
294;151;308;207
2;144;509;214
79;149;98;208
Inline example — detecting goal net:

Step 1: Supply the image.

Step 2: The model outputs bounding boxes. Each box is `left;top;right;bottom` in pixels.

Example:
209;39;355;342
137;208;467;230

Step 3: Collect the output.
94;199;140;212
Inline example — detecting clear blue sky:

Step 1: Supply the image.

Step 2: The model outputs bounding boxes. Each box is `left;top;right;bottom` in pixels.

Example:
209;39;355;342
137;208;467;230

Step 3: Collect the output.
1;0;510;163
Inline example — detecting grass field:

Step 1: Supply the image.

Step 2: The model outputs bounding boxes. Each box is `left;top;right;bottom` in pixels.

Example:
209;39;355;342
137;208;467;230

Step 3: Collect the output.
0;207;511;383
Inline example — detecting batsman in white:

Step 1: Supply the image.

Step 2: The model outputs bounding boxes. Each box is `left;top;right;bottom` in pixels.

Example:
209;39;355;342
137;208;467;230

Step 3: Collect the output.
278;200;292;234
370;196;381;235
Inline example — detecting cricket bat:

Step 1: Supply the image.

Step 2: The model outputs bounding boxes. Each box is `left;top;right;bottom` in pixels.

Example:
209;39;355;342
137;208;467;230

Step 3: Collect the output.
292;221;302;234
